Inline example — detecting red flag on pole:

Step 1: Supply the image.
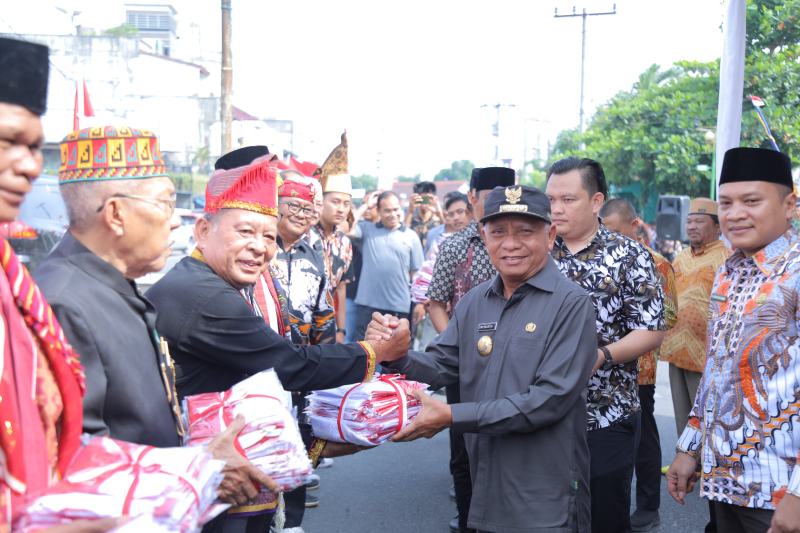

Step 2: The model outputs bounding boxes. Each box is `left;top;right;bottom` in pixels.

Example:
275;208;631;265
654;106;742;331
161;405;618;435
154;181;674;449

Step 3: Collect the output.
73;82;79;131
82;80;94;116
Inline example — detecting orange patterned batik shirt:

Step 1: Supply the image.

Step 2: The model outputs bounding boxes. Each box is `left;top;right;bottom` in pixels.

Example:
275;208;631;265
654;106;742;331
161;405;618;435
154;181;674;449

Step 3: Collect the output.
660;240;729;373
638;246;677;385
677;230;800;509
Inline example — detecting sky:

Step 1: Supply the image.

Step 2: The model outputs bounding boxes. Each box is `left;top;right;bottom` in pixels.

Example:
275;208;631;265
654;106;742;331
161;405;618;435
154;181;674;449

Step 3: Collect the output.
229;0;726;180
2;0;727;180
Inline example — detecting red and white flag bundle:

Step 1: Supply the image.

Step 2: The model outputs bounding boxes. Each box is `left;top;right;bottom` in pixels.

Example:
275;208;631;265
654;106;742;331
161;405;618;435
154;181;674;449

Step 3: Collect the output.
306;374;429;447
15;436;226;533
183;370;312;491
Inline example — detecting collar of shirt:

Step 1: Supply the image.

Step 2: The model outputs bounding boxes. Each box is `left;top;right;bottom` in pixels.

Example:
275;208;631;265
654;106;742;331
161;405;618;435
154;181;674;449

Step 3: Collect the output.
485;257;560;299
375;221;407;231
691;239;725;257
60;231;144;300
725;228;798;276
277;234;312;254
461;220;481;241
553;220;607;258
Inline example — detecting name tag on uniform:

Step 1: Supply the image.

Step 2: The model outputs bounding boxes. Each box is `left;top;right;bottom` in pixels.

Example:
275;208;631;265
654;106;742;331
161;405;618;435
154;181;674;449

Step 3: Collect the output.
710;293;727;303
477;322;497;332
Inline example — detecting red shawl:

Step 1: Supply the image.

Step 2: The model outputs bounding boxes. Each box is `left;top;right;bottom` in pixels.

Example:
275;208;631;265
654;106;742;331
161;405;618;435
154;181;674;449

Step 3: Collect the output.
0;239;84;508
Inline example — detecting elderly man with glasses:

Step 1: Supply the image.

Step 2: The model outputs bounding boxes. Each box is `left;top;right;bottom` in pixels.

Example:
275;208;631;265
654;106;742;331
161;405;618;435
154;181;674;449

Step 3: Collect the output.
36;127;283;514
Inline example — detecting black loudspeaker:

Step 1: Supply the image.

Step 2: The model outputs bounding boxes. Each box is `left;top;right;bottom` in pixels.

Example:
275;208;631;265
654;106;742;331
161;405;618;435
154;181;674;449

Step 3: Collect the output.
656;195;690;241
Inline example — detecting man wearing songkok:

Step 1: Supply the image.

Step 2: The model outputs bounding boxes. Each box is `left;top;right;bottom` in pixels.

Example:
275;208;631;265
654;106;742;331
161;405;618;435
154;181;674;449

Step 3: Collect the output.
368;186;597;532
309;133;355;343
145;146;410;531
0;36;118;533
668;147;800;533
425;166;514;533
660;198;728;435
660;197;727;532
546;157;666;533
600;198;678;531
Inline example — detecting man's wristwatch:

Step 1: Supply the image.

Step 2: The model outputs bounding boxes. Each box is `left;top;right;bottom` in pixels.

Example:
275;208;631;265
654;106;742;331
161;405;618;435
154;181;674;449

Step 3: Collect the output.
337;328;347;336
599;346;613;364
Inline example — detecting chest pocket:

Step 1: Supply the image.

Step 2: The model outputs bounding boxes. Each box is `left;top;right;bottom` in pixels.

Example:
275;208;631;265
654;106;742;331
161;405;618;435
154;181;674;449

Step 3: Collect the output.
505;336;548;381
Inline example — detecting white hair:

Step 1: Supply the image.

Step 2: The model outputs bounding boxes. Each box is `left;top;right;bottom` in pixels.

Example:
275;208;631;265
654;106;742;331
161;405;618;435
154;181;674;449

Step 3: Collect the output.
60;179;141;232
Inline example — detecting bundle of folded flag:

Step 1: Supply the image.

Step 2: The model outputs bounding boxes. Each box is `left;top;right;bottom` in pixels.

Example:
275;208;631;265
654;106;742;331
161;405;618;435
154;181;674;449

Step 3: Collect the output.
183;369;312;491
16;436;226;533
306;374;428;447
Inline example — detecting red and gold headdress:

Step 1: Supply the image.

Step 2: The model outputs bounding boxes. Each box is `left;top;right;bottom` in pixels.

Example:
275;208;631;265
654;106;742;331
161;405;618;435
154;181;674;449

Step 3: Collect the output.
278;179;315;203
205;154;281;216
58;126;167;183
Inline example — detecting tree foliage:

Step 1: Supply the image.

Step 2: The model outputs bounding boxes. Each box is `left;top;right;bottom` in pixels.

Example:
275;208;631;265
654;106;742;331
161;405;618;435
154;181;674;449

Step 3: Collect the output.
433;160;475;182
351;174;378;190
548;0;800;213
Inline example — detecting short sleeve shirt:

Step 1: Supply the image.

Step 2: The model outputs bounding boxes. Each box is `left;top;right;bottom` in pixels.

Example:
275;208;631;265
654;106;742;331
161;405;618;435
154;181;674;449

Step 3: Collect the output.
552;224;665;430
271;237;335;346
308;225;354;290
353;221;424;314
427;221;496;312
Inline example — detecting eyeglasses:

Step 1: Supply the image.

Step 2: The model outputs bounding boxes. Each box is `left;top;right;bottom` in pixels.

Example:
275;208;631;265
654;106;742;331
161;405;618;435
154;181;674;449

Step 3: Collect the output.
445;208;468;218
280;201;315;218
97;193;177;215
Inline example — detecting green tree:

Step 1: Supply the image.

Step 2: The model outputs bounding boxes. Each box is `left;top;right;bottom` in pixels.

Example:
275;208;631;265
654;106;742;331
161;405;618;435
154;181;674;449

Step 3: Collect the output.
548;0;800;219
351;174;378;190
104;24;139;37
433;160;475;181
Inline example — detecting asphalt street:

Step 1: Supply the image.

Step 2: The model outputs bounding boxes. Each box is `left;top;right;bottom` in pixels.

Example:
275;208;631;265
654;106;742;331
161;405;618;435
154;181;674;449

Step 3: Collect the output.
304;362;710;533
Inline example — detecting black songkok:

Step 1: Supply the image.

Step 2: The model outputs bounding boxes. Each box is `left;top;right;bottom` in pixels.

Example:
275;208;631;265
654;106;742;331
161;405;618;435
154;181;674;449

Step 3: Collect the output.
214;145;270;170
0;37;49;116
470;166;516;191
719;147;793;188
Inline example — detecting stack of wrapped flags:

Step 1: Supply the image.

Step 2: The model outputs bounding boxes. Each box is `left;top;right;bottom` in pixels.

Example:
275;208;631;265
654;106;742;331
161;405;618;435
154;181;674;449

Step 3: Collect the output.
183;369;312;491
307;374;428;447
16;436;226;533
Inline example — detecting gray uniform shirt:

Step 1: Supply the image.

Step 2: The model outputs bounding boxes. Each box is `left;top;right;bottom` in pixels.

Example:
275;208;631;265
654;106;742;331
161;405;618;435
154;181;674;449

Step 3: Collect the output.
388;258;597;533
352;220;423;313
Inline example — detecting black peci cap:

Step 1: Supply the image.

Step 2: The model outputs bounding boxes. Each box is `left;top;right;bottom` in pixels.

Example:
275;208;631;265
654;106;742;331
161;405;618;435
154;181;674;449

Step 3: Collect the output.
470;166;515;191
719;147;793;188
480;185;551;224
215;145;270;170
0;37;50;116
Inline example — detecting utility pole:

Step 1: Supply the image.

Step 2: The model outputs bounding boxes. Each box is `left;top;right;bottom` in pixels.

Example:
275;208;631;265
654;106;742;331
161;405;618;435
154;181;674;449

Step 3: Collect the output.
481;103;515;165
221;0;233;153
554;4;616;132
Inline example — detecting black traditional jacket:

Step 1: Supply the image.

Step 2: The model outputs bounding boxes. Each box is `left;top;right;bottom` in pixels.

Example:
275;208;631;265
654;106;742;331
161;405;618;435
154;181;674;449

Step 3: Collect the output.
35;233;182;447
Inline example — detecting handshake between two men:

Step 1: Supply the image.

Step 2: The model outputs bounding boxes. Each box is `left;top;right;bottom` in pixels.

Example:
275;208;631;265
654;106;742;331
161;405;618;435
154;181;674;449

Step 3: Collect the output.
366;311;456;443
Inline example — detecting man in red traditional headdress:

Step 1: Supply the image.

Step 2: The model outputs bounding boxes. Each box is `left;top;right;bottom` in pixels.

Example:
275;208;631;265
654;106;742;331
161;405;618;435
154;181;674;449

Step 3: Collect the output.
146;145;410;533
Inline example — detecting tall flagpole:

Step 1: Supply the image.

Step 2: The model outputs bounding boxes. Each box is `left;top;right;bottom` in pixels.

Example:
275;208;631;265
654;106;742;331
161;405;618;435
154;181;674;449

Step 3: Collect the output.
714;0;746;198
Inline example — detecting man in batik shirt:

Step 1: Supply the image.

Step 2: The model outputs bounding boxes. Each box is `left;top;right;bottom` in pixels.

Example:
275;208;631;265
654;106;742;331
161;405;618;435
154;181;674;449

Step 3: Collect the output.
426;166;514;533
547;157;665;533
669;147;800;533
661;198;729;434
660;197;727;533
601;198;677;531
308;173;354;343
273;178;335;346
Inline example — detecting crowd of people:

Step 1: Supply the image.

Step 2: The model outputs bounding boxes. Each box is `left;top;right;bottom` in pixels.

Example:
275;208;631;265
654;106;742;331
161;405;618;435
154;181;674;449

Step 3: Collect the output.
2;35;800;533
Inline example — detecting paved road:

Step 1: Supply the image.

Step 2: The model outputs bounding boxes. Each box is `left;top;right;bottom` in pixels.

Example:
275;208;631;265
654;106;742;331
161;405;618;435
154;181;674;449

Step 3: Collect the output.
304;362;711;533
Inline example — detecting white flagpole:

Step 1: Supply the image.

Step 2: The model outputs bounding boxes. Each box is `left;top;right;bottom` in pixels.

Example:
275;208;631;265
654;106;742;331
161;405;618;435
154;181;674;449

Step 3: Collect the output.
714;0;746;193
